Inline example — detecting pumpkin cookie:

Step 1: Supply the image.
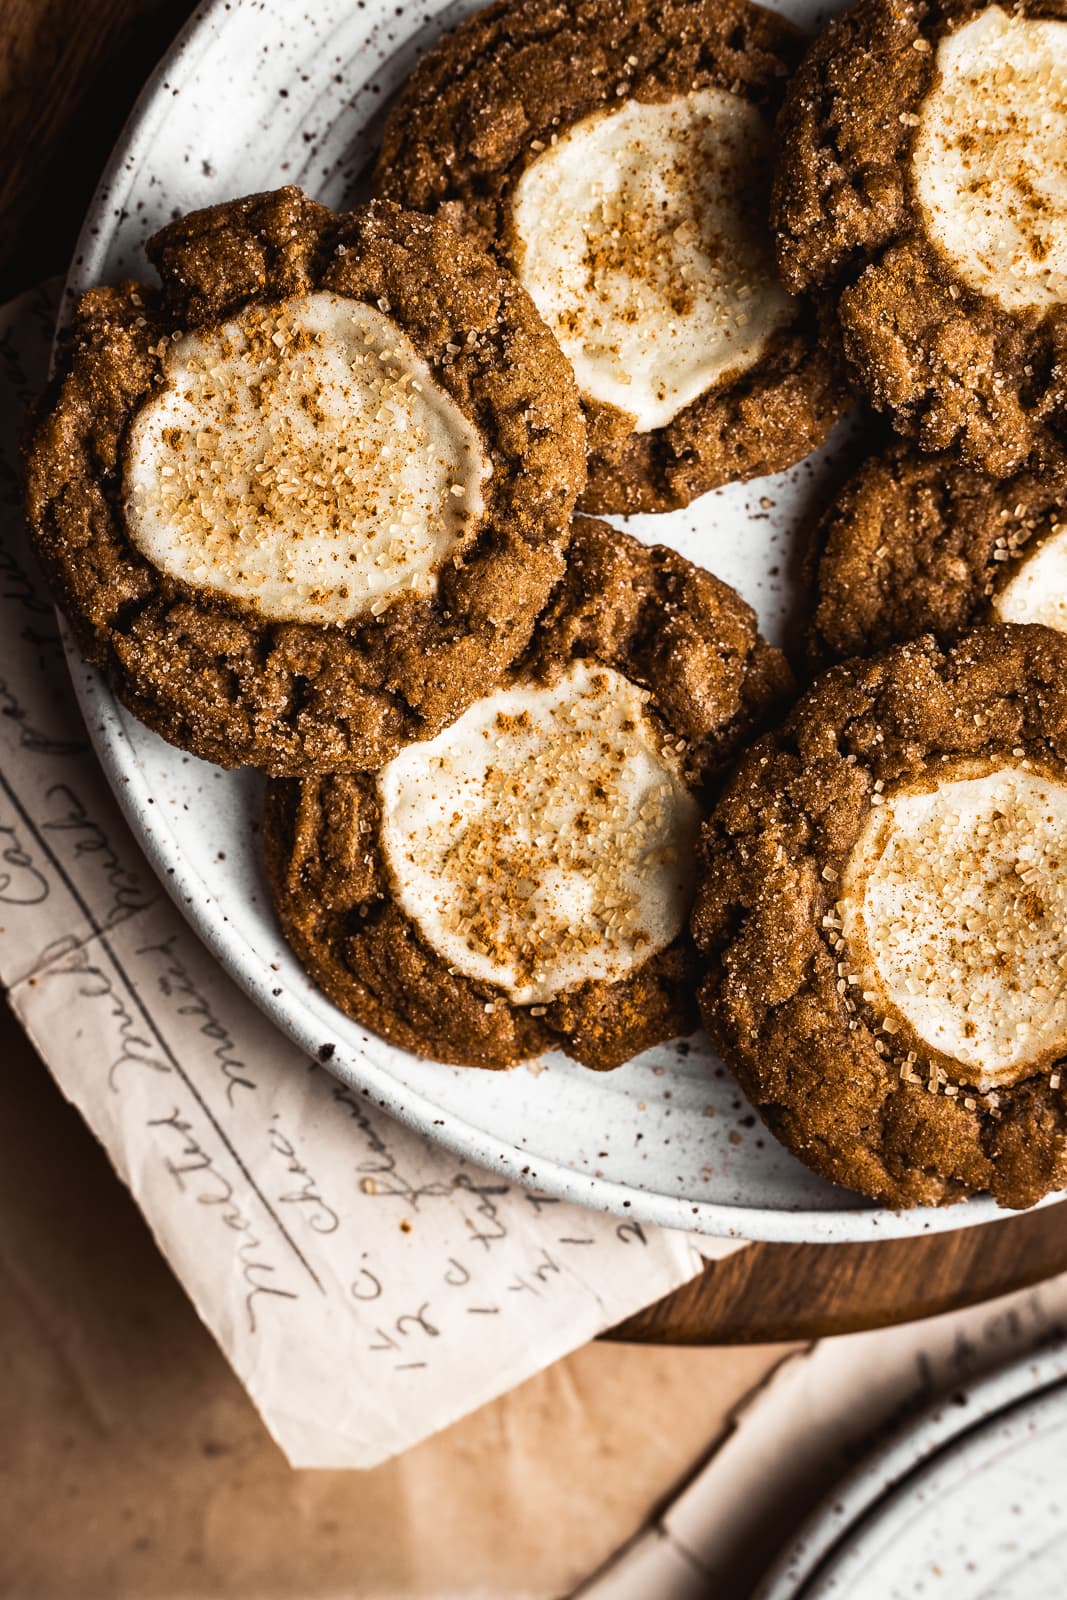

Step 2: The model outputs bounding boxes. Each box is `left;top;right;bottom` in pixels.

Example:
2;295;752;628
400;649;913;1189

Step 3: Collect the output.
24;187;586;774
809;440;1067;665
694;624;1067;1209
773;0;1067;477
374;0;847;514
265;517;791;1070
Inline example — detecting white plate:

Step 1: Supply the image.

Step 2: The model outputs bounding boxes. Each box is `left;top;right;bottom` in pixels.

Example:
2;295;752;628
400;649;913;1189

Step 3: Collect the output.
756;1339;1067;1598
61;0;1032;1240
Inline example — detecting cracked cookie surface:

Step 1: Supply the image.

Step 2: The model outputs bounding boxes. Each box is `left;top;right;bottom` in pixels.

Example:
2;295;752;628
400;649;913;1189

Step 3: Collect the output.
773;0;1067;476
265;516;792;1070
809;439;1067;665
693;624;1067;1208
374;0;847;513
24;188;586;774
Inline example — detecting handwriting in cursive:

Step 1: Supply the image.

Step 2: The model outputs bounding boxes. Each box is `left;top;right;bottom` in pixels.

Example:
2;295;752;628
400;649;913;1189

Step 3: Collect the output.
0;821;49;904
43;783;153;928
136;934;257;1103
267;1114;340;1234
148;1106;302;1331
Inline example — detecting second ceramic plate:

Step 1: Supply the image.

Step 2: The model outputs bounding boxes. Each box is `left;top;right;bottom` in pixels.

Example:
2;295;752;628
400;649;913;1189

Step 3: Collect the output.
757;1340;1067;1598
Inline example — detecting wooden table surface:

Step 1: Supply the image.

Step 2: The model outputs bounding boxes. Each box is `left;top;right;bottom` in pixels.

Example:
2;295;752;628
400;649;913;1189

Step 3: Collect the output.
4;0;1067;1348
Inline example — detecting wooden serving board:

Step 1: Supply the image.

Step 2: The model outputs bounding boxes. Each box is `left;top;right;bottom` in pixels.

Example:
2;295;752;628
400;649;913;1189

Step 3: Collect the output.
6;0;1066;1346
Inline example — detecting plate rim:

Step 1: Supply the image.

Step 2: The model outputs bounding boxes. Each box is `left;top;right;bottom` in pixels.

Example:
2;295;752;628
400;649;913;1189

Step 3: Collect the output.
57;0;1046;1243
753;1335;1067;1598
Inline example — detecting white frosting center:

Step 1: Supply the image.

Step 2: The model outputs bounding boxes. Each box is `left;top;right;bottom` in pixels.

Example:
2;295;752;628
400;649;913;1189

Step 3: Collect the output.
912;7;1067;312
377;660;700;1004
839;764;1067;1089
125;292;489;625
511;89;793;432
994;522;1067;633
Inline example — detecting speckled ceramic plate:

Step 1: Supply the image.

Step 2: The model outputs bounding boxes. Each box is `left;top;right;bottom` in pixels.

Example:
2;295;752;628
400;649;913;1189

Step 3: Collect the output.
756;1338;1067;1598
61;0;1036;1240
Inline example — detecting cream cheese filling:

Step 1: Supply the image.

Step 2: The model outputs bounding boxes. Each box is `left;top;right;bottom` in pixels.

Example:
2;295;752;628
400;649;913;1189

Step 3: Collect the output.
511;88;793;433
377;660;701;1005
125;292;490;625
993;522;1067;634
912;7;1067;313
838;763;1067;1090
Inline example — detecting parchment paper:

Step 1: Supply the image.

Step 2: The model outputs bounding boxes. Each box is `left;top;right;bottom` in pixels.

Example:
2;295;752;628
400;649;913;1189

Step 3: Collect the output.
0;283;737;1471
